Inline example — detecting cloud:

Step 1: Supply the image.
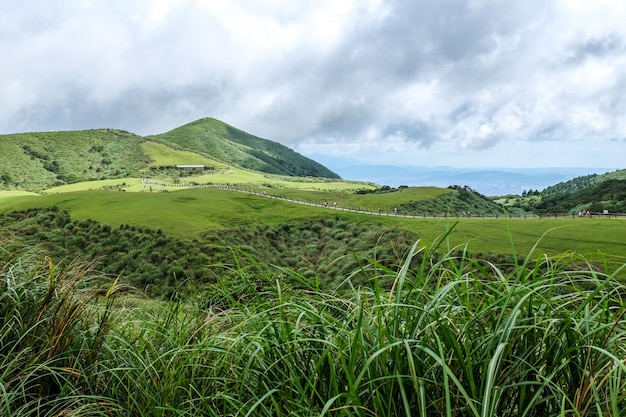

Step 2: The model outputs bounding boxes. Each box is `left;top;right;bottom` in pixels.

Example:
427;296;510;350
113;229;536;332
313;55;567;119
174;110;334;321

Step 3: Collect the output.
1;0;626;168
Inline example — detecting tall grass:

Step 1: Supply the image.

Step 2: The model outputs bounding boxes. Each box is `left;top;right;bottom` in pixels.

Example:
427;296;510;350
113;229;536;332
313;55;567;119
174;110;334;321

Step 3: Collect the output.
2;233;626;416
0;236;126;416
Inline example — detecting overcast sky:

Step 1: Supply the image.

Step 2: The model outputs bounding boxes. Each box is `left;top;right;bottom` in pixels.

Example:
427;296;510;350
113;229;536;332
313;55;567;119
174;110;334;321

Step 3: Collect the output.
2;0;625;169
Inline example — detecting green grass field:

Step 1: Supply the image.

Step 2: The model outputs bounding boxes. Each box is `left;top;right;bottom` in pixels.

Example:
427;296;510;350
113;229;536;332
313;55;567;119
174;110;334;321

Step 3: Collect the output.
2;187;625;269
3;119;625;415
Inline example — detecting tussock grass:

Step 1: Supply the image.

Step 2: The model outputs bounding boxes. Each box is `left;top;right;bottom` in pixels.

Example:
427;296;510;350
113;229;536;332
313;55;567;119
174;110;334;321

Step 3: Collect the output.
2;233;626;416
0;240;127;416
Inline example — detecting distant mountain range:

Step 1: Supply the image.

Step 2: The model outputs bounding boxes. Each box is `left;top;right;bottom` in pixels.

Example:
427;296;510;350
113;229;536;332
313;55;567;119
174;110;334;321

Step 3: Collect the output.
310;154;615;196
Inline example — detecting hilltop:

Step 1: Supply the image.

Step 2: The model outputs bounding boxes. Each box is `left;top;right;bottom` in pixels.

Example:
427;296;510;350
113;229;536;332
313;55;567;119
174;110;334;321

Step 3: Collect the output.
0;118;339;191
150;118;339;178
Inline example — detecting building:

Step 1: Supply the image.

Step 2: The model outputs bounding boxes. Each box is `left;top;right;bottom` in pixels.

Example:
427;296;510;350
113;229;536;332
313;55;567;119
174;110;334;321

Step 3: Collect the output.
175;165;205;171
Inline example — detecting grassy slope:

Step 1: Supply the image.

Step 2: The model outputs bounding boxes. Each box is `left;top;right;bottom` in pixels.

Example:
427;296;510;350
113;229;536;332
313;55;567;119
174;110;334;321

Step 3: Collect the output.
541;168;626;194
267;186;451;208
150;118;341;178
40;170;374;193
2;188;625;267
0;129;150;191
500;177;626;214
140;140;229;168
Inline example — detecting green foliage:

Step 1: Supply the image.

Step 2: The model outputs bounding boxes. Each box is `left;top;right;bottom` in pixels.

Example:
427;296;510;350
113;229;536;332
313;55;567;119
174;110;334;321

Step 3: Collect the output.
202;217;421;289
0;241;125;415
541;168;626;195
0;118;341;193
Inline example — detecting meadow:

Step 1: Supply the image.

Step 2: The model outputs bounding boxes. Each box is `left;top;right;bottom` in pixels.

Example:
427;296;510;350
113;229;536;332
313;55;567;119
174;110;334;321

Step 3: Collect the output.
2;186;625;267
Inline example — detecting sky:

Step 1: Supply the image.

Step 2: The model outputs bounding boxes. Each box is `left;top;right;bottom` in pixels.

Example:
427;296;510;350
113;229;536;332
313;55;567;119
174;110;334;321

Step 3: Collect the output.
1;0;626;169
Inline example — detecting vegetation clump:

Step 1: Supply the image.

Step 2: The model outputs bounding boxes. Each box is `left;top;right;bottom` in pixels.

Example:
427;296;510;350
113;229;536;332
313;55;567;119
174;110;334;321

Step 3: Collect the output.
0;208;421;296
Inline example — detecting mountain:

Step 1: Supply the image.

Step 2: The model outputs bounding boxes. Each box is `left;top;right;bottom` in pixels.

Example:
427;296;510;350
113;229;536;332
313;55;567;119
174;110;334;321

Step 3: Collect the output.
150;118;339;179
311;154;613;196
0;118;339;191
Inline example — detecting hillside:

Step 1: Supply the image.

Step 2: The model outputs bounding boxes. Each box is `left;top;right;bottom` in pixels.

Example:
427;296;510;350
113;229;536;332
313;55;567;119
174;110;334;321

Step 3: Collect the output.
498;173;626;215
150;118;340;178
0;129;149;191
0;118;340;191
540;168;626;195
534;178;626;214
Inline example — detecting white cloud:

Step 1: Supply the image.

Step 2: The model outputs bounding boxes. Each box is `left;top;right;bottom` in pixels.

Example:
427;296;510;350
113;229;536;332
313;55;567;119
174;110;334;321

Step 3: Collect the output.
1;0;626;168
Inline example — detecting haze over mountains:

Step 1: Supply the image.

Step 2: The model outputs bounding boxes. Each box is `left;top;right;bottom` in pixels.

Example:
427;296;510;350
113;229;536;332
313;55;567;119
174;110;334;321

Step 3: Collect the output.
312;154;612;196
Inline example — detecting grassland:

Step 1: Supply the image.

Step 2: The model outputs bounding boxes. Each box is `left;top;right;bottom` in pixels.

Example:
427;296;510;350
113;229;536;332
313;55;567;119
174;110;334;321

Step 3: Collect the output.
2;187;625;269
38;165;376;194
0;190;40;199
